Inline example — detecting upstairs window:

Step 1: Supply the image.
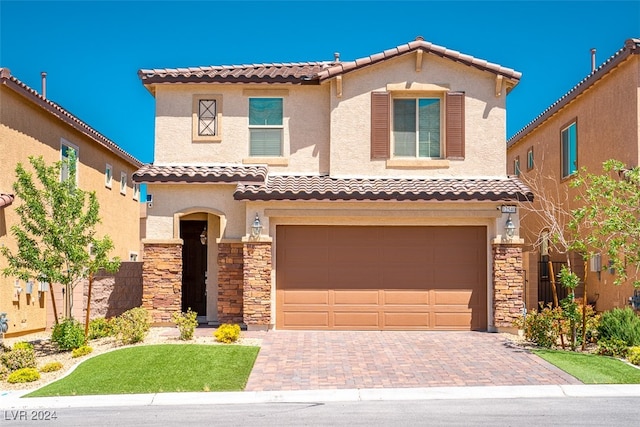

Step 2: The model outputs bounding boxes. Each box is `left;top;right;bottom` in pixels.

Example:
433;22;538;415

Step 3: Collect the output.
105;164;113;188
514;156;521;176
393;98;441;158
527;147;534;171
561;121;577;178
120;172;127;195
60;140;78;184
133;183;140;201
192;95;222;142
249;98;283;156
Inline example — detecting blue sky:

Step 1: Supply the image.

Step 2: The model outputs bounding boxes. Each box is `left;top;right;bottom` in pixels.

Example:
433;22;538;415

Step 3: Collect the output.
1;1;639;165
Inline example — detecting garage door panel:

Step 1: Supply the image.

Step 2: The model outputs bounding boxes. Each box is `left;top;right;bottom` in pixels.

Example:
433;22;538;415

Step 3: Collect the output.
276;225;487;330
334;290;379;305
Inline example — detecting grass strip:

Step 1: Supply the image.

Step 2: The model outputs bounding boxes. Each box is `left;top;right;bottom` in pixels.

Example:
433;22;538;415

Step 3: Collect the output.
26;344;260;396
534;349;640;384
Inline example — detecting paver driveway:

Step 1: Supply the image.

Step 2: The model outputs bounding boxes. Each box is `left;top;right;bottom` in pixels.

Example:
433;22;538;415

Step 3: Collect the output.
244;331;581;391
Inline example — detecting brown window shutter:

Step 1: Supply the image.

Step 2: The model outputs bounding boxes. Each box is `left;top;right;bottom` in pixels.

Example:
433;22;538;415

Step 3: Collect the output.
446;91;465;160
371;92;390;159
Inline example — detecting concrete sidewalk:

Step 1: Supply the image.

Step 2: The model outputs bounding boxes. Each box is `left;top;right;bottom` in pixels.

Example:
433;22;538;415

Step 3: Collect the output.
3;384;640;409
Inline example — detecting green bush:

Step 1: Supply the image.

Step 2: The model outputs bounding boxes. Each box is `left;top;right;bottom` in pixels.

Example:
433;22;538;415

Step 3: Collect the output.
51;318;86;350
0;363;8;381
597;307;640;346
13;341;34;351
628;346;640;365
515;305;562;348
1;347;37;372
39;361;63;373
114;307;150;345
72;345;93;358
597;338;629;358
172;308;198;340
214;323;241;344
7;367;40;383
88;317;116;340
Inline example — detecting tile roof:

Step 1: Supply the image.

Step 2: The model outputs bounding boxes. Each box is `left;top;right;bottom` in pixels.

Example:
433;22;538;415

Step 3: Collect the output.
0;193;14;208
132;164;268;183
138;37;521;86
234;175;534;202
0;68;142;168
508;38;640;148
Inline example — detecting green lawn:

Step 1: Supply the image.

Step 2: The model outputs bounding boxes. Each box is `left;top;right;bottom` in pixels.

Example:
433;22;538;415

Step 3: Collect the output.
534;349;640;384
26;344;260;397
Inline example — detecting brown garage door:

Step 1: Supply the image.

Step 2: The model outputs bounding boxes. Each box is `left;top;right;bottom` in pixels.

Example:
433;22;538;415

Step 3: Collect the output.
276;225;487;330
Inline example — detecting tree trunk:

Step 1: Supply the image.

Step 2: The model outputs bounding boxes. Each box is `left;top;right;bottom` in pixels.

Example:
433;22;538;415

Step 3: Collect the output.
48;282;59;325
85;273;93;339
548;261;565;349
582;262;588;351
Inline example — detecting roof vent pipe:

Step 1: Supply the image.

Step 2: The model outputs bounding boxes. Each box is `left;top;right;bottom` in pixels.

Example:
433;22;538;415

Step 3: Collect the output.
41;72;47;99
590;48;596;73
334;52;340;63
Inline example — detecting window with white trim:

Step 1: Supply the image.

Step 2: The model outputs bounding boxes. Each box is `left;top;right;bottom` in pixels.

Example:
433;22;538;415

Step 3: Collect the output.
249;97;283;156
133;183;140;201
561;121;577;178
120;172;127;195
392;97;441;158
60;140;79;184
105;164;113;188
527;147;534;171
514;156;521;176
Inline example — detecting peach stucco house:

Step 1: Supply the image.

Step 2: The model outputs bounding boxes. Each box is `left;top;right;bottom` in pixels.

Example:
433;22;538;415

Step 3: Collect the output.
0;68;143;337
134;37;533;332
507;38;640;313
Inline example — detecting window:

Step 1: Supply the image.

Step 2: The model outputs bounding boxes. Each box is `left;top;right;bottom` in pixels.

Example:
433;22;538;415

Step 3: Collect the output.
133;183;140;201
120;172;127;195
105;164;113;188
514;156;521;176
60;140;78;183
249;98;283;156
129;252;138;262
527;147;534;171
192;95;222;142
561;121;577;178
393;98;441;158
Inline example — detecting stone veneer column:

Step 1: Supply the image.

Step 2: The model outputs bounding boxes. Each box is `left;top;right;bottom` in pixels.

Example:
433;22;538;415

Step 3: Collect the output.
243;242;272;330
492;242;525;332
217;242;244;324
142;241;182;325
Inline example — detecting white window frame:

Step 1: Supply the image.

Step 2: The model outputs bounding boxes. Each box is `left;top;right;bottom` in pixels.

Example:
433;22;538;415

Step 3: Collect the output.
391;95;443;159
248;97;284;157
60;138;79;184
561;121;578;179
120;171;127;195
133;182;140;201
105;163;113;188
129;251;139;262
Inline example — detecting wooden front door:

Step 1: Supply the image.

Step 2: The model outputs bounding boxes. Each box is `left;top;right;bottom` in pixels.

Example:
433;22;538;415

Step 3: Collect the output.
180;220;207;316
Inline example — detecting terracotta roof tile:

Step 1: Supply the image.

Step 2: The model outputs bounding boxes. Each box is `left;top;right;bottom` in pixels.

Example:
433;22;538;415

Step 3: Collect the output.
0;68;142;168
234;175;533;202
138;38;521;86
0;193;14;208
132;164;268;183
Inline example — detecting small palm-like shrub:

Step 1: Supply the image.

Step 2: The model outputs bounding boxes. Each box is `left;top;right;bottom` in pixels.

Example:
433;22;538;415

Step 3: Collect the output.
172;308;198;340
214;323;241;344
52;318;86;350
71;345;93;358
597;307;640;346
40;361;63;373
1;347;37;372
88;317;116;340
7;367;40;383
627;346;640;365
114;307;150;344
13;341;34;351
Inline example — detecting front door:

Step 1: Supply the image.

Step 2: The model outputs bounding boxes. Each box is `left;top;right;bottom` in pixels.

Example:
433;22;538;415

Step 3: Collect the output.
180;220;207;317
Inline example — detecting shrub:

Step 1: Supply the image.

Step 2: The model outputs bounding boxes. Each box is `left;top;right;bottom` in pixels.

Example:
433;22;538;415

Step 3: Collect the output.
7;367;40;383
72;345;93;358
214;323;241;344
39;361;63;373
88;317;116;340
628;346;640;365
172;308;198;340
52;318;86;350
13;341;34;351
597;338;629;358
1;347;37;372
515;305;562;348
0;363;8;381
597;307;640;346
114;307;150;345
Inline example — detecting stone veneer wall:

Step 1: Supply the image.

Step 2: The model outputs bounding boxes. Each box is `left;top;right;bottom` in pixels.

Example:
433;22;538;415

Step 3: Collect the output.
492;244;525;330
83;262;143;320
217;242;244;324
142;242;182;324
243;242;272;328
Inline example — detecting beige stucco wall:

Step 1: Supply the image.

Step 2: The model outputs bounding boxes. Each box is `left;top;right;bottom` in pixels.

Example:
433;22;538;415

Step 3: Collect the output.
328;53;509;178
154;85;331;174
507;54;640;312
0;86;141;336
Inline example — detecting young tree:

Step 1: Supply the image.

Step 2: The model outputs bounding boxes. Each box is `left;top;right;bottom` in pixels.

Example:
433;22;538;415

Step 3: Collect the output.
570;159;640;288
1;152;120;322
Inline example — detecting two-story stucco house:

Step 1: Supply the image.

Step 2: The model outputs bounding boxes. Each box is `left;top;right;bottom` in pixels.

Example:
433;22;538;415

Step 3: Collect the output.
507;38;640;313
1;68;143;337
134;37;533;332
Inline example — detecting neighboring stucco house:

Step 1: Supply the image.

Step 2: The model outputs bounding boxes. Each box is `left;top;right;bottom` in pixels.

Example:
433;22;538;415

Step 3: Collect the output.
506;38;639;313
0;68;143;337
134;37;533;332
